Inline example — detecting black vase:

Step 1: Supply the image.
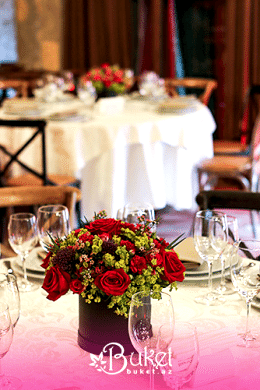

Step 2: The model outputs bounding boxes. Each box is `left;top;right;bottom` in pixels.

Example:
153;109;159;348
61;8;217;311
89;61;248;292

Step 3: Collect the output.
96;90;117;101
78;295;136;356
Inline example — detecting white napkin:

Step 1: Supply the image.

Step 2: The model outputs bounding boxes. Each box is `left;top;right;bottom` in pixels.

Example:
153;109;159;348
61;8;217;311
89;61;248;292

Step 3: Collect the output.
175;237;202;268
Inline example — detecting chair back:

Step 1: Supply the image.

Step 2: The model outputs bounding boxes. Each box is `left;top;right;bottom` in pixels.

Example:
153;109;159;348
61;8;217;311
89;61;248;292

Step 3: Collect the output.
196;190;260;212
164;77;217;106
0;119;49;186
0;185;81;228
0;79;29;102
237;84;260;148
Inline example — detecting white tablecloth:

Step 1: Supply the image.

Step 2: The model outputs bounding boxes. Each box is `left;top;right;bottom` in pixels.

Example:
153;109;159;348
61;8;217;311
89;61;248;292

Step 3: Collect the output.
3;253;260;390
0;97;216;219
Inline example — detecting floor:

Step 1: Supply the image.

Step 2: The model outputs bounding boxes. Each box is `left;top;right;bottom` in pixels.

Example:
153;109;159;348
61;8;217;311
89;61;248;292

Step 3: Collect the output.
155;204;259;244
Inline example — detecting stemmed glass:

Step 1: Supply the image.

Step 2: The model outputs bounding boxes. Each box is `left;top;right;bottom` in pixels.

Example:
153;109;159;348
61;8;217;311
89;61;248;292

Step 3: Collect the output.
160;322;199;390
0;274;20;328
0;302;22;389
37;205;70;252
128;291;174;390
78;79;97;108
216;215;239;296
230;239;260;347
123;202;155;230
8;213;38;292
193;210;227;305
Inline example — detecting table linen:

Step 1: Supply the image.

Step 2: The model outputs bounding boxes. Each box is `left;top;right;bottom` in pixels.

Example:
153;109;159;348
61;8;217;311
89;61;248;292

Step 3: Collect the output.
2;253;260;390
0;97;216;219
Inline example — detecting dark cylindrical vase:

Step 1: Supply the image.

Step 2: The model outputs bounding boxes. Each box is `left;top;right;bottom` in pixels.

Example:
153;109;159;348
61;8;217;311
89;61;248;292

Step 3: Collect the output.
78;296;136;356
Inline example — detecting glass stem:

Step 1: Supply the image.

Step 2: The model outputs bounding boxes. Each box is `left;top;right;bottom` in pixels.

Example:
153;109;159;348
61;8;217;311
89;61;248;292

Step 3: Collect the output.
245;298;251;338
207;260;213;294
21;255;28;281
220;254;226;290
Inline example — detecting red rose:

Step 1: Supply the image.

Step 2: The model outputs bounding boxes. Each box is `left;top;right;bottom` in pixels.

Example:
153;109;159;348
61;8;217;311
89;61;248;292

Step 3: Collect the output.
120;240;136;253
74;228;81;236
70;279;84;294
119;221;137;232
163;251;186;283
88;218;120;235
155;252;164;267
42;266;71;301
94;269;130;296
41;251;52;269
79;232;94;243
130;255;147;274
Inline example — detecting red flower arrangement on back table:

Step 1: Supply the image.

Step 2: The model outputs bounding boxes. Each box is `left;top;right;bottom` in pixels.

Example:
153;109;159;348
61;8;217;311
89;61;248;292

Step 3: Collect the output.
41;211;185;317
81;63;133;96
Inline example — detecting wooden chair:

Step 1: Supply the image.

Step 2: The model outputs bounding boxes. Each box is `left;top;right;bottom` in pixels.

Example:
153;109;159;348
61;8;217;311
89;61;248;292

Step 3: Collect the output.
197;111;260;192
164;77;217;106
195;190;260;238
0;79;29;102
0;185;81;257
0;119;79;187
214;85;260;156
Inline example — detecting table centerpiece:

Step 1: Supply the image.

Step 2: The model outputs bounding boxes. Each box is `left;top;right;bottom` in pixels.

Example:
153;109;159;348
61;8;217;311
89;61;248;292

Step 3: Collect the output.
41;211;185;355
81;63;133;98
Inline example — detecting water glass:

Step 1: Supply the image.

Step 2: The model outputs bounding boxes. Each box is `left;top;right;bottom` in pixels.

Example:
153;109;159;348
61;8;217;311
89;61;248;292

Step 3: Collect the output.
160;322;199;390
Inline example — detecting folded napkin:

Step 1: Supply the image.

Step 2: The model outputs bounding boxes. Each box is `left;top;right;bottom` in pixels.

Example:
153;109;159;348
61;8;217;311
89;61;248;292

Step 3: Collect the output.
175;237;202;269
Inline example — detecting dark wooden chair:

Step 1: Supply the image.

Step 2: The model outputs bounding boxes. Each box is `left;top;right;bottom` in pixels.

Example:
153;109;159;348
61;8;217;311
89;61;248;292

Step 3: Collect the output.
195;190;260;238
213;84;260;156
164;77;217;106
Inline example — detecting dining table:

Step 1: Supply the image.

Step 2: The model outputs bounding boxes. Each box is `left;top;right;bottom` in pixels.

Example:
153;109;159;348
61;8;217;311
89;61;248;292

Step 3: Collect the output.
2;245;260;390
0;94;216;221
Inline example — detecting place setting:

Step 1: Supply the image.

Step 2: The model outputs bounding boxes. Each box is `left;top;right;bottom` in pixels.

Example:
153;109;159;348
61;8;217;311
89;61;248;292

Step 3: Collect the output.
6;204;70;292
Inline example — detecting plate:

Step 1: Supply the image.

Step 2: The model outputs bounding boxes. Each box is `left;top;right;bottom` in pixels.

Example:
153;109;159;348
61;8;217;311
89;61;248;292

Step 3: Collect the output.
156;96;200;114
14;248;45;275
11;262;45;280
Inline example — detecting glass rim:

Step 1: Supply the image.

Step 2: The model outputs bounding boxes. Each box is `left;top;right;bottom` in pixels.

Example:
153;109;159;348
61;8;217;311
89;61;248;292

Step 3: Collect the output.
37;204;68;212
196;210;226;217
131;290;172;304
9;213;36;220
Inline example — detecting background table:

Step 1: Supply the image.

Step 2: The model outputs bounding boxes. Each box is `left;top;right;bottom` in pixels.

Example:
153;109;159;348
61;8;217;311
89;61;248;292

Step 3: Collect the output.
2;254;260;390
0;97;216;220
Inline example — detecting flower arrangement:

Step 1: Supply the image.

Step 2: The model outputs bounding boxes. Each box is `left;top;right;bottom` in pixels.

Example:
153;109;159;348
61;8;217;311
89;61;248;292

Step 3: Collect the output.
81;63;133;96
41;211;185;317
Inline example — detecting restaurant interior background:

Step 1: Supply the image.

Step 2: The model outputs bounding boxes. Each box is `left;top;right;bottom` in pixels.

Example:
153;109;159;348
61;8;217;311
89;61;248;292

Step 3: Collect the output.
1;0;260;144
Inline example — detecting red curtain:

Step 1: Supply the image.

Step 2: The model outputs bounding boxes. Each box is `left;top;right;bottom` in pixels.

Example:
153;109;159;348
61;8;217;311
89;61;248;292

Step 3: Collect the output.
137;0;178;77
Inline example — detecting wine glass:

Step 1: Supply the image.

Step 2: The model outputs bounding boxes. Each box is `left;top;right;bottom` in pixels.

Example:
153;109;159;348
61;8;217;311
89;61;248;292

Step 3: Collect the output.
216;215;239;296
123;202;155;230
37;205;70;252
160;322;199;390
8;213;38;293
128;291;174;390
0;301;22;389
193;210;227;305
230;239;260;347
0;274;20;328
78;79;97;108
